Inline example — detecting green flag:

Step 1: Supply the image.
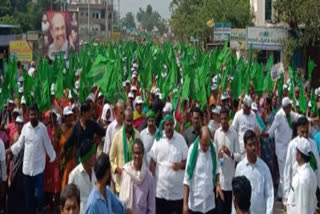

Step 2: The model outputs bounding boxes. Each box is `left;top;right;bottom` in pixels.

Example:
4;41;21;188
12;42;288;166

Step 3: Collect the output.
263;55;274;94
55;68;64;99
308;57;317;82
231;70;242;99
311;90;318;117
298;74;307;114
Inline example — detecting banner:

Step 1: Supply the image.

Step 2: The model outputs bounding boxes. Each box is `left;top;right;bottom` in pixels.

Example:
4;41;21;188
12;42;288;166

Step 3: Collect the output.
42;10;79;60
246;27;288;50
9;40;33;62
214;23;231;41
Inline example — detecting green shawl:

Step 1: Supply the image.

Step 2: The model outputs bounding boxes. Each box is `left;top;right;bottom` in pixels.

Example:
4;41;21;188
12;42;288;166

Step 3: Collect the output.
186;137;217;185
123;126;135;163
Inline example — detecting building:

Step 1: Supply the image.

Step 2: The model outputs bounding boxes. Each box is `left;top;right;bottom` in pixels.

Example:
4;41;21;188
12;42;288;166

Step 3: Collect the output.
250;0;276;26
68;0;114;41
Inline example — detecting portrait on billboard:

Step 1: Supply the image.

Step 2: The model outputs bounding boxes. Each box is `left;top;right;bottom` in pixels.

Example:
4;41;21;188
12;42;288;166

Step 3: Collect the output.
42;11;79;60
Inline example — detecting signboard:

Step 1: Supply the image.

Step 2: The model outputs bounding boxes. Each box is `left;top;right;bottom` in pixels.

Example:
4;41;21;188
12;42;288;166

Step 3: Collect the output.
41;10;79;60
247;27;288;50
27;31;39;41
231;29;246;41
112;31;121;39
214;23;231;41
9;40;33;62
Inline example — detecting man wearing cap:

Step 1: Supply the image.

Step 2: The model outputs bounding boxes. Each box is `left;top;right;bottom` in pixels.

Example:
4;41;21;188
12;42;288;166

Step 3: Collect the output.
150;114;188;214
232;95;262;159
109;108;141;193
283;117;320;207
68;139;97;214
208;84;219;107
267;97;301;200
127;92;135;109
221;92;230;109
103;101;125;155
184;107;203;147
20;96;29;122
133;96;145;129
140;110;157;167
131;72;140;95
286;137;317;214
208;106;221;138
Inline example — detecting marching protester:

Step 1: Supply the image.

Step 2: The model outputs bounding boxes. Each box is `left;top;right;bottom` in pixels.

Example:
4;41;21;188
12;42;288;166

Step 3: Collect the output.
60;184;80;214
283;117;320;206
184;107;202;147
183;126;220;214
214;108;241;214
234;130;274;214
119;139;155;214
68;139;97;214
231;176;252;214
109;108;141;194
150;114;189;214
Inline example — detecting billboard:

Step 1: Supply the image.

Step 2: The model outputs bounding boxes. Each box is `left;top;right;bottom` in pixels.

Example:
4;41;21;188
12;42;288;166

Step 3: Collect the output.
214;23;231;41
42;10;79;60
9;40;33;62
246;27;288;51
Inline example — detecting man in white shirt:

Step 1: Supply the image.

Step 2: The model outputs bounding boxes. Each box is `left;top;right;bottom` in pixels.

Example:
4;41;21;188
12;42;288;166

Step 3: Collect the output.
150;114;189;214
286;137;317;214
68;139;97;214
6;104;56;214
183;126;221;214
103;101;125;154
234;130;274;214
283;117;320;206
232;95;261;158
140;110;157;168
214;108;241;214
267;97;301;200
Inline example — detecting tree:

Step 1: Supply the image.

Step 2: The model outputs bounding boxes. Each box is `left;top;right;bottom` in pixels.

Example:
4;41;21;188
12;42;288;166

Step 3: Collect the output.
136;4;168;34
121;12;136;29
275;0;320;47
170;0;253;41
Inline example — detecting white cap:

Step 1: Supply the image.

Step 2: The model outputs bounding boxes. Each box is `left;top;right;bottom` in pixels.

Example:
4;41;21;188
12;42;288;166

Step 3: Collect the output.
18;76;23;82
212;106;221;115
98;92;103;98
122;80;130;87
283;84;289;91
211;84;218;91
131;85;137;91
308;101;312;108
75;80;80;90
155;88;161;94
50;108;57;116
8;99;14;104
131;67;136;72
86;93;94;102
243;95;252;107
282;97;293;108
315;88;320;97
251;102;258;111
63;106;73;116
135;96;143;105
163;102;173;113
221;92;230;100
21;96;26;105
13;108;21;114
131;73;137;80
128;92;134;99
15;116;24;123
68;90;73;99
18;87;23;93
295;100;300;107
296;137;311;156
133;63;138;68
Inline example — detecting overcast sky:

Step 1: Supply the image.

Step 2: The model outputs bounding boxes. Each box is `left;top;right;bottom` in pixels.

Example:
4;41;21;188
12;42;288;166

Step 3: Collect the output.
120;0;171;19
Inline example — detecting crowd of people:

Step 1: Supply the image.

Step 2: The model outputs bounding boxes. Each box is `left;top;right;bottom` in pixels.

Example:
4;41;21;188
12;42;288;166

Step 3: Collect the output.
0;41;320;214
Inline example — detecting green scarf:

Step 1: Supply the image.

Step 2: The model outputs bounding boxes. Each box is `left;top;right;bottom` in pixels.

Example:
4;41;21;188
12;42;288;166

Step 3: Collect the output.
286;114;293;129
310;152;318;171
79;144;96;163
155;114;174;141
186;137;217;185
123;126;135;163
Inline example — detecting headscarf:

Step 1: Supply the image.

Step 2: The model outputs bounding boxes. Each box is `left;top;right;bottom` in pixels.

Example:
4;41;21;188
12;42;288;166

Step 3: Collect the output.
101;103;114;122
155;114;174;141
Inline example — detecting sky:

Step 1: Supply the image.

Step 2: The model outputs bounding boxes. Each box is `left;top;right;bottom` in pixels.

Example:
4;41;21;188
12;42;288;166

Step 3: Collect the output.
120;0;171;19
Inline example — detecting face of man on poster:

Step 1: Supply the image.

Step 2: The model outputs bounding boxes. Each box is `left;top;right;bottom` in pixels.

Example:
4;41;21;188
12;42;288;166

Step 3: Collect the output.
50;13;67;52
